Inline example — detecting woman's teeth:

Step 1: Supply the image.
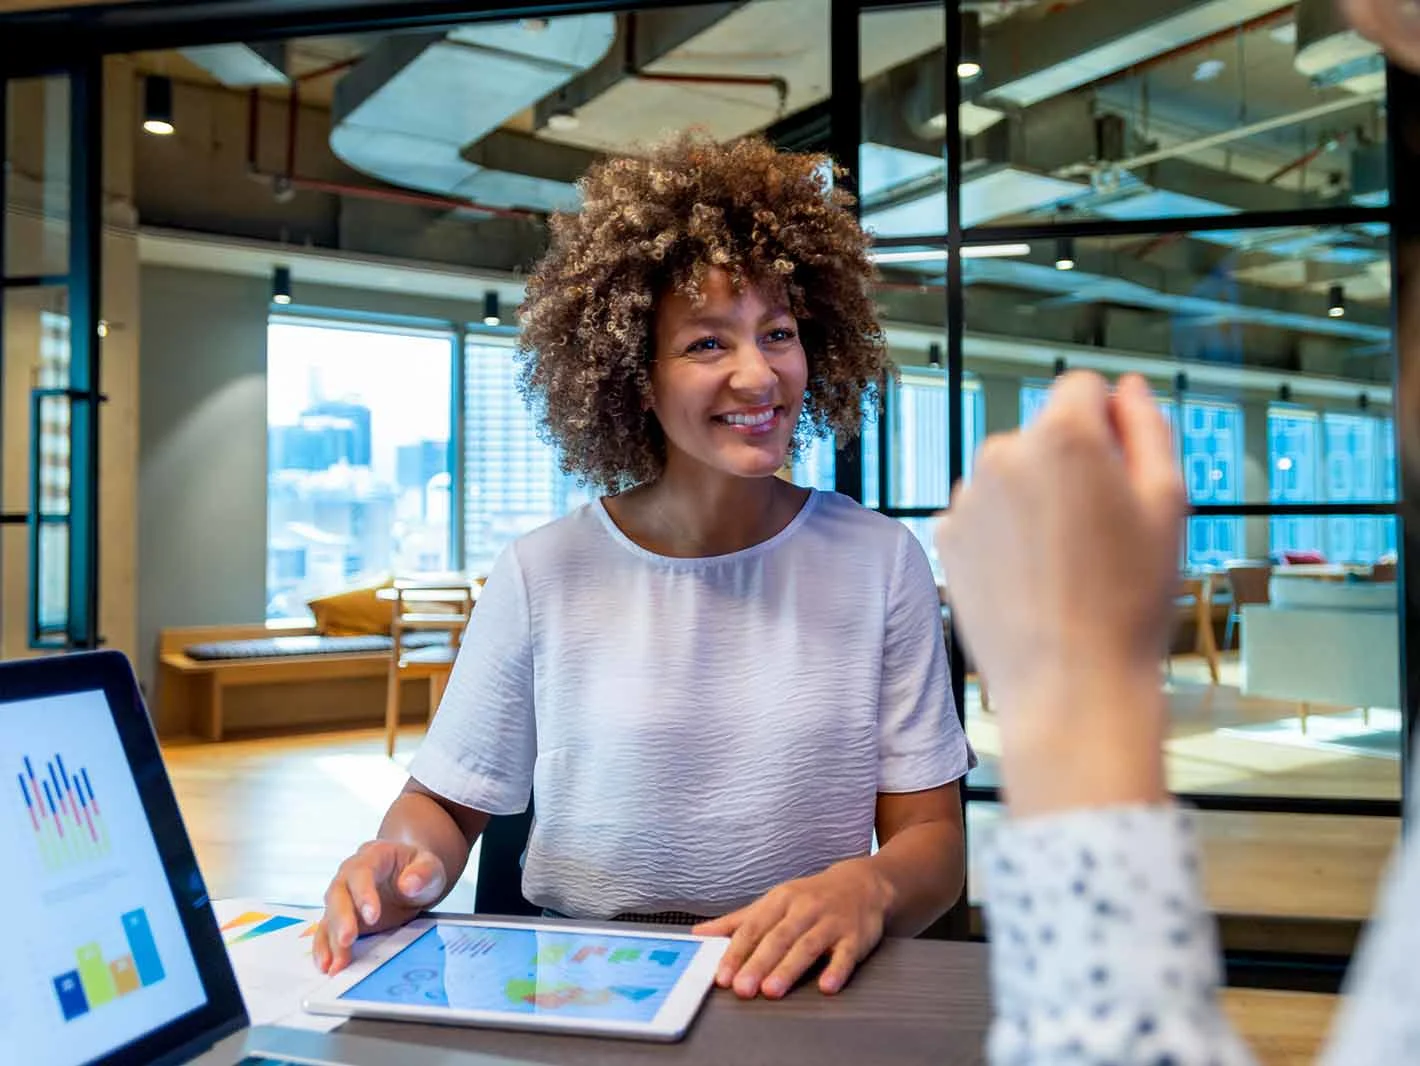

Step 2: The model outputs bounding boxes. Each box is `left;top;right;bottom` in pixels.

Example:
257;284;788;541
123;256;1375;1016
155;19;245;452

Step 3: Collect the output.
719;410;776;426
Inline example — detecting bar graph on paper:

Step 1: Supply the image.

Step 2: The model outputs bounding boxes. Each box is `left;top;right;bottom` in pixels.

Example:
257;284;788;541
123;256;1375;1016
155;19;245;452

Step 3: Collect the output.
51;908;166;1022
17;753;110;871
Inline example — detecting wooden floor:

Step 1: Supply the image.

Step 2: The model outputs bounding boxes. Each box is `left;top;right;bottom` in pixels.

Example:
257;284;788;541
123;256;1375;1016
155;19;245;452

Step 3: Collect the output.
162;724;1361;1065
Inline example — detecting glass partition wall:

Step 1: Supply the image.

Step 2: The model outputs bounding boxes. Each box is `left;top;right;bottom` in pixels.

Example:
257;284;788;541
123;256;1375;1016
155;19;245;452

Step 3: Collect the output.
848;0;1408;814
843;0;1414;969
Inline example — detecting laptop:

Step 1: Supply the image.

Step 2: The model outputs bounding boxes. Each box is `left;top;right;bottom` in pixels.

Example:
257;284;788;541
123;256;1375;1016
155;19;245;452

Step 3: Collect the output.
0;650;526;1066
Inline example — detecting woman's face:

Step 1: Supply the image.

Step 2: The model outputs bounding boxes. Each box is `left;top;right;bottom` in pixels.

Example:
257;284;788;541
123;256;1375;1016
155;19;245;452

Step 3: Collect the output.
650;267;808;482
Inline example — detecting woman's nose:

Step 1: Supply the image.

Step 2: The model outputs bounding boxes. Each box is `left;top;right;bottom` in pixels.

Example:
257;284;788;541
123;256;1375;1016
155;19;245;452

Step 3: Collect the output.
727;343;776;394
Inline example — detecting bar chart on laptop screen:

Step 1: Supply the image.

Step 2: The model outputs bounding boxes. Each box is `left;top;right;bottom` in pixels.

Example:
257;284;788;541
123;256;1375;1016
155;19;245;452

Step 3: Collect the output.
51;908;167;1022
17;752;111;872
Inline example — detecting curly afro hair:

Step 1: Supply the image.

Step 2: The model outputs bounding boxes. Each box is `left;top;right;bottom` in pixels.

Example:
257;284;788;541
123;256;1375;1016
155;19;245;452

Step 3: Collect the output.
517;132;888;490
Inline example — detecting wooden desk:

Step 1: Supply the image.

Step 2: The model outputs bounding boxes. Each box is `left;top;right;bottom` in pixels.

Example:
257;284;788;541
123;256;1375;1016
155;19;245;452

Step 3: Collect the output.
341;936;993;1065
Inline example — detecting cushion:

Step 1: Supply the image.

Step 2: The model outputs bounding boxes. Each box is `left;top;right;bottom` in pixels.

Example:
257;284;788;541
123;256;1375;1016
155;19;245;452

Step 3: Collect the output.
308;579;395;636
1282;550;1327;565
183;631;450;662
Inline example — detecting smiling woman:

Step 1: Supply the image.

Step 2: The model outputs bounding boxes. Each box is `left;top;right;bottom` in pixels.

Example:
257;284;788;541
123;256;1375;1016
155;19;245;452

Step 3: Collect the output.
314;132;975;1005
517;132;887;492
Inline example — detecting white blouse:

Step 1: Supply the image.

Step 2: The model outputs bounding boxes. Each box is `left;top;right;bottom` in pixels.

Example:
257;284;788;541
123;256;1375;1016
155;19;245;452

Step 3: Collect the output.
409;491;974;919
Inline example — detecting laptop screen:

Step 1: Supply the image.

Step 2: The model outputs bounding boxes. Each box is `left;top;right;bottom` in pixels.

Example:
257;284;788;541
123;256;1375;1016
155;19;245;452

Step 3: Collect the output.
3;686;210;1065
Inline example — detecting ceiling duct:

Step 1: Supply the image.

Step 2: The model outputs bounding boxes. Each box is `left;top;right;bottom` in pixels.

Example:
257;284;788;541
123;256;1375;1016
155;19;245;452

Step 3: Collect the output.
978;0;1295;108
330;16;615;213
179;42;289;86
1295;0;1385;95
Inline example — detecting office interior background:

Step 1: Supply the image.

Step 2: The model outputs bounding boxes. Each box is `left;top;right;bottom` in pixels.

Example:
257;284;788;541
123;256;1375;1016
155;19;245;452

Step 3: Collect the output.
1;0;1416;1033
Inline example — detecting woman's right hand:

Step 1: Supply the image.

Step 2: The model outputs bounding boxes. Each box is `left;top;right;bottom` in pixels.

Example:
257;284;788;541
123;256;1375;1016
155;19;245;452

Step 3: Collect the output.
313;840;448;974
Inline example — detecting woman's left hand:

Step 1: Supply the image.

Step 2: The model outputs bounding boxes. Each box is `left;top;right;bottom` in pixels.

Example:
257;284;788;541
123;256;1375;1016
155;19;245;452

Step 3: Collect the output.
692;857;894;999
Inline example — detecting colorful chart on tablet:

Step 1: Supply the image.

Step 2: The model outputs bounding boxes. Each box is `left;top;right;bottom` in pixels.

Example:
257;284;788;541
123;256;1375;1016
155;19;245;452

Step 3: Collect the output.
339;924;697;1023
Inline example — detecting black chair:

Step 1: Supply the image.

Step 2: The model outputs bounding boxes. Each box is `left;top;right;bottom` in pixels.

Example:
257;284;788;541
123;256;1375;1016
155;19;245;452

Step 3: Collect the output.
473;794;539;917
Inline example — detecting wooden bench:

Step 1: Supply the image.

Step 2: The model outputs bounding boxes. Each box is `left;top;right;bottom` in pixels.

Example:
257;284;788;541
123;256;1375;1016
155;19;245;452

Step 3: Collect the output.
156;624;435;741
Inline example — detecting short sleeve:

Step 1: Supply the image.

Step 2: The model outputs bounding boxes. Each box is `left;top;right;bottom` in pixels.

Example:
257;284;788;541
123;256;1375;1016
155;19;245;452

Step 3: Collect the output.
877;527;976;792
406;544;537;816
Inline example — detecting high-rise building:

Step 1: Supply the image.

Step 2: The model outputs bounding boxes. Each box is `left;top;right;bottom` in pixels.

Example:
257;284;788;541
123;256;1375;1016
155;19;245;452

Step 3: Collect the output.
462;341;590;572
302;400;373;467
269;406;372;473
396;440;449;492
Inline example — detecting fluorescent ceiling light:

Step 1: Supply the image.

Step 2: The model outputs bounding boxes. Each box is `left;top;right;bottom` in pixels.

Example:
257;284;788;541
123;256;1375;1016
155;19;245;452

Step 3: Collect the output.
870;244;1029;264
966;243;1031;259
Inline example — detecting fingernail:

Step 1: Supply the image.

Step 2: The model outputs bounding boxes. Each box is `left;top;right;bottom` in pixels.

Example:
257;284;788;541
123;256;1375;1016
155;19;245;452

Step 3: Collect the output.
763;977;785;998
821;975;842;994
716;967;732;986
361;904;377;925
734;975;757;998
403;874;424;895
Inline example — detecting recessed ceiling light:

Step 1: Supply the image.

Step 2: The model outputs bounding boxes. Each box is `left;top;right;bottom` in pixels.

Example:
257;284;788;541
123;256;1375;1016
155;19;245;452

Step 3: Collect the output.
1193;59;1226;82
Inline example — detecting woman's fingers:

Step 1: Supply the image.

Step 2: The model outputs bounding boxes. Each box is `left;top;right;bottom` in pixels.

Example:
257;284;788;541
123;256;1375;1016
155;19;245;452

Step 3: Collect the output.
760;923;836;999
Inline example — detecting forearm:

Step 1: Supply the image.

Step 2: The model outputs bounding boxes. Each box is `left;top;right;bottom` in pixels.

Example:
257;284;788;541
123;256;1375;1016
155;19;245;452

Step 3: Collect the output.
869;818;965;936
377;789;484;900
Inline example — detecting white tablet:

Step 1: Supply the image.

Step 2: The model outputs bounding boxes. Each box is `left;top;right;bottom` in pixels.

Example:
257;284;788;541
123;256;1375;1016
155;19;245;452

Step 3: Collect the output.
303;918;730;1043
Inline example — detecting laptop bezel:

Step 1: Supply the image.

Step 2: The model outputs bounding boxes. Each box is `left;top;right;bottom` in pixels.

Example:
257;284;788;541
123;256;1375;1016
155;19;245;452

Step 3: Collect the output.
2;650;249;1065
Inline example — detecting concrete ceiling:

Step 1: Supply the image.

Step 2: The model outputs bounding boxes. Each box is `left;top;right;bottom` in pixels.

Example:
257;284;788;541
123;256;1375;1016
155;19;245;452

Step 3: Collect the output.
113;0;1394;384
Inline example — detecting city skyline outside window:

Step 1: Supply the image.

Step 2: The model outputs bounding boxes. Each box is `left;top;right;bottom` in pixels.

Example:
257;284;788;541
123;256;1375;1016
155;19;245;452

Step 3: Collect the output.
462;337;593;576
266;318;454;622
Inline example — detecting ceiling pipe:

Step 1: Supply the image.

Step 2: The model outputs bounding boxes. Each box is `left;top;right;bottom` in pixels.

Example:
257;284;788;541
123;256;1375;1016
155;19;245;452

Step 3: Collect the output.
241;87;539;221
1057;89;1384;178
1263;129;1350;184
282;174;540;219
294;55;360;83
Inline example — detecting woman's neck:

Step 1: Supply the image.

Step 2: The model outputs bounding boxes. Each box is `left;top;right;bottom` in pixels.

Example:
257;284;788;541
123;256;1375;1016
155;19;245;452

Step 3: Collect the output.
609;466;810;558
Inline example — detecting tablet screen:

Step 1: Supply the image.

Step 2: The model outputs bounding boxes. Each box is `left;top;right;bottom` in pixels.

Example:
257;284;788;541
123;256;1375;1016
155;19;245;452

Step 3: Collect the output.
339;923;700;1023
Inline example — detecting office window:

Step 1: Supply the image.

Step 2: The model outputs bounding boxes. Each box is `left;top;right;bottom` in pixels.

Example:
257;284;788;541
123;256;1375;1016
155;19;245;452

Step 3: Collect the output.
463;336;594;575
1181;398;1243;569
1019;381;1051;427
878;372;984;575
791;432;837;492
36;311;69;633
862;396;881;509
1268;407;1395;563
266;318;454;622
891;371;984;504
1323;412;1392;563
1382;417;1398;557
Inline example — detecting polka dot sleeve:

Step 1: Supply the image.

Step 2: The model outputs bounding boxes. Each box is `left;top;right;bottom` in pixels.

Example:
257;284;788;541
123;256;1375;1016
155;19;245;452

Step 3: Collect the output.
982;805;1257;1066
1318;801;1420;1065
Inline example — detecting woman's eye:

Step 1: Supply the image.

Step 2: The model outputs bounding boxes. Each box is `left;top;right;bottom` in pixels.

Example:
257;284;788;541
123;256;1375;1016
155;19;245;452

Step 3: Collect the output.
686;336;723;354
765;328;797;344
